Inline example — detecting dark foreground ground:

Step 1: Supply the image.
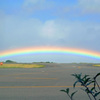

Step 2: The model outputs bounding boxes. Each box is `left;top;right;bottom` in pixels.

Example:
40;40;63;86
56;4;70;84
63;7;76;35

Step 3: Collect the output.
0;63;100;100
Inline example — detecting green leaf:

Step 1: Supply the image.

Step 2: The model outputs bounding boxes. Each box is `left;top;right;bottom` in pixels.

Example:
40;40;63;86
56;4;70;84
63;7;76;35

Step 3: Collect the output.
66;88;69;94
94;73;100;80
73;81;79;88
60;88;70;94
85;88;91;94
60;90;66;93
94;92;100;97
86;81;95;86
72;73;82;80
71;91;77;99
82;75;89;80
90;87;95;91
84;78;90;85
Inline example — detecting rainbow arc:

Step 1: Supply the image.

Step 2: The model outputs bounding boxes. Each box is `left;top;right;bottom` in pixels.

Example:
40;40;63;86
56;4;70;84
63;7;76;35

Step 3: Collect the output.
0;46;100;60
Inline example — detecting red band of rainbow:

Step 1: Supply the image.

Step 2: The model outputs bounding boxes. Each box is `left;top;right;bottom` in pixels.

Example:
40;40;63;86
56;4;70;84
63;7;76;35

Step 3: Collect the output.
0;46;100;60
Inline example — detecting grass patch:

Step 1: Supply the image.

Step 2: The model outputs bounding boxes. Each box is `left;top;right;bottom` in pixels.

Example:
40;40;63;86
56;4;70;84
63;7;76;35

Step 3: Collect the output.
93;64;100;67
0;64;45;68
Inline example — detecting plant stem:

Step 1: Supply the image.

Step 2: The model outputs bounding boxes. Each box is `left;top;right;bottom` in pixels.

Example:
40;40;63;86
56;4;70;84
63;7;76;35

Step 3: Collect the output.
85;85;96;100
87;93;92;100
95;80;100;90
67;94;73;100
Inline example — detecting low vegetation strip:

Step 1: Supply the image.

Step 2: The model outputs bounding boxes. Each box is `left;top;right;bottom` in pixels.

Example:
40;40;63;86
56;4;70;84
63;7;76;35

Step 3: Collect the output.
0;64;45;68
93;64;100;67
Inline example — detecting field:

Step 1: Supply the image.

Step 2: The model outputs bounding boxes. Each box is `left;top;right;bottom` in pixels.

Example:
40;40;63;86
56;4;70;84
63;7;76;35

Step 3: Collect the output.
93;64;100;67
0;63;45;68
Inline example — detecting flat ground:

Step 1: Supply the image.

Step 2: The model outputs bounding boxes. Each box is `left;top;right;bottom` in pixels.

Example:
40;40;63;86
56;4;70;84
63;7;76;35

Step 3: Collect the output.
0;63;100;100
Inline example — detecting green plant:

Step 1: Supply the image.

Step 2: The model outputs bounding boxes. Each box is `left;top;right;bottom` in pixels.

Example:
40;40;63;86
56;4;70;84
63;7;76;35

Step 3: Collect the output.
61;88;77;100
61;73;100;100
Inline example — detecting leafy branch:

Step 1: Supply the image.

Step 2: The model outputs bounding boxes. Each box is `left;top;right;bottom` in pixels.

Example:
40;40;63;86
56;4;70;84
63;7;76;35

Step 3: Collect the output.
60;88;77;100
60;73;100;100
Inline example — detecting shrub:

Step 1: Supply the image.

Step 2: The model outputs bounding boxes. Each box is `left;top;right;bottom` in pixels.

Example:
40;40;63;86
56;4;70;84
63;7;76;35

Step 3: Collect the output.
61;73;100;100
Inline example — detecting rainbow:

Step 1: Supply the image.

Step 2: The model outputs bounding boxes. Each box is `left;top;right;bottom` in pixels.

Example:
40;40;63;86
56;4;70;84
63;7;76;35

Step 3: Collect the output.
0;46;100;60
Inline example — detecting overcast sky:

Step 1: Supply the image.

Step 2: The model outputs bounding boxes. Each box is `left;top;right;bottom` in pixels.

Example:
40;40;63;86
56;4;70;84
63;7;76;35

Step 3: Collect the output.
0;0;100;63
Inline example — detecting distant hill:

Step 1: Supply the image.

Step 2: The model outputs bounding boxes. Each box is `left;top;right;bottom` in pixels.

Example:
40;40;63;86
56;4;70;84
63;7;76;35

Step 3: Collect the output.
5;60;17;63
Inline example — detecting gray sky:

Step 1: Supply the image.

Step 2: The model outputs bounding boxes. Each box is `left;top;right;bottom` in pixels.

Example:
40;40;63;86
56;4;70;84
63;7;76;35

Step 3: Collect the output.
0;0;100;63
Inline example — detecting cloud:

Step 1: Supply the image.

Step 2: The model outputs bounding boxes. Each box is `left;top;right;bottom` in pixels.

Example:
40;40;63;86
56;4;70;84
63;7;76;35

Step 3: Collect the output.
55;0;100;17
41;20;70;39
4;15;43;47
78;0;100;14
1;14;100;52
0;10;6;50
22;0;100;15
41;20;57;38
22;0;47;13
